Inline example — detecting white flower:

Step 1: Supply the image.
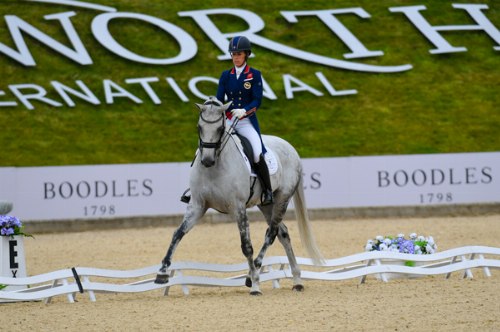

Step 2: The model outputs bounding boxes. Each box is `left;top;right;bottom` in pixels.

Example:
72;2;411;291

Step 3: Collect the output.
418;236;425;241
367;239;374;244
414;245;420;251
376;235;384;241
365;243;373;251
410;233;417;240
397;234;405;238
379;243;388;251
384;238;392;246
433;244;438;251
425;244;433;253
426;236;435;246
391;247;399;252
416;249;422;255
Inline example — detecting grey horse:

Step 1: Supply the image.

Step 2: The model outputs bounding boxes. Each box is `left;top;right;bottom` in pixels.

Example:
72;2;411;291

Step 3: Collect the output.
155;96;324;295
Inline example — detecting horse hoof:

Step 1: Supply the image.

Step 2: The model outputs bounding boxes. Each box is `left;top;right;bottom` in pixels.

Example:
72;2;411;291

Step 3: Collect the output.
245;277;252;288
292;285;304;292
154;274;170;284
250;291;263;296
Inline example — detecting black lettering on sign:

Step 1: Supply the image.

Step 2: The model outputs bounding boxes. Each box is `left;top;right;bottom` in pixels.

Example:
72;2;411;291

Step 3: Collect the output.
128;180;139;197
113;180;124;197
95;181;108;198
9;240;19;269
44;182;56;199
431;169;445;185
311;172;321;189
12;270;17;278
59;181;73;198
143;179;153;196
466;167;477;184
482;167;492;184
412;169;426;186
378;171;390;187
394;170;408;187
77;181;91;198
449;168;462;185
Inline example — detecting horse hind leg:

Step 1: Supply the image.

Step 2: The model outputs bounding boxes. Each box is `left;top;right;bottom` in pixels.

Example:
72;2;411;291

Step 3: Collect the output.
277;223;304;291
155;205;206;284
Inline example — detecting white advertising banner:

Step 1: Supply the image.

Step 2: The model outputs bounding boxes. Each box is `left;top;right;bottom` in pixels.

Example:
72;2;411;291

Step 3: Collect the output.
0;152;498;221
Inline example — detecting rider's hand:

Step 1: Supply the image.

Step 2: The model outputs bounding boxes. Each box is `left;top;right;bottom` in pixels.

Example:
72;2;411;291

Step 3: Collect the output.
231;108;246;119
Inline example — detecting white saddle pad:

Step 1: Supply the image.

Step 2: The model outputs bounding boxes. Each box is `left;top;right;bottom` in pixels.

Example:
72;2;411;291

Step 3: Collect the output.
229;134;278;177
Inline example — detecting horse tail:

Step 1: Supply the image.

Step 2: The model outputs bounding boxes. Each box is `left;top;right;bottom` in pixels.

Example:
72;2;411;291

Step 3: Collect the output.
293;175;326;266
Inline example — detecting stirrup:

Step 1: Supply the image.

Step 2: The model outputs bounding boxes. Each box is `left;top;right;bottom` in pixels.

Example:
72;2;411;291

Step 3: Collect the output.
180;188;191;204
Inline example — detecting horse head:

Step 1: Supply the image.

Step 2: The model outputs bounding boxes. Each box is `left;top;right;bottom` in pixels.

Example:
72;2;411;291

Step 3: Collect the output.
195;96;232;167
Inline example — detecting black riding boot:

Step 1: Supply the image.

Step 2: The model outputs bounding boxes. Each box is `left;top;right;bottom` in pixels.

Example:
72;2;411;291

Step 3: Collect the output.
180;188;190;204
257;154;274;206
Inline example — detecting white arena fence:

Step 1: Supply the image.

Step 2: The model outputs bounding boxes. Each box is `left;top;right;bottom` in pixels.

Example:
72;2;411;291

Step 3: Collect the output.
0;246;499;303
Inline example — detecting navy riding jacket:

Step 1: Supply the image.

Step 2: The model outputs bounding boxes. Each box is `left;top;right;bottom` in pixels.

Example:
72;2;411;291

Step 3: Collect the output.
216;64;266;154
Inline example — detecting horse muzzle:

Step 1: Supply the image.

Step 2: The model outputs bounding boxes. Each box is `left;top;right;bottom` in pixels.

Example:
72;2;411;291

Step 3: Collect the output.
200;150;216;167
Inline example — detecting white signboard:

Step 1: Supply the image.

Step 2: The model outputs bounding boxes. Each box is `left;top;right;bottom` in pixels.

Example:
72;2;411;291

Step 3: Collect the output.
0;152;498;221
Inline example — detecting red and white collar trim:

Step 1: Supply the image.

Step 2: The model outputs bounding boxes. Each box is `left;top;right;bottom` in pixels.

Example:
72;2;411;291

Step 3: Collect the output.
230;64;250;74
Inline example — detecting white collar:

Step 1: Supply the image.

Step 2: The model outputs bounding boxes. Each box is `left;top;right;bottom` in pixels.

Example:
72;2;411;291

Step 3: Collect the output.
235;63;247;73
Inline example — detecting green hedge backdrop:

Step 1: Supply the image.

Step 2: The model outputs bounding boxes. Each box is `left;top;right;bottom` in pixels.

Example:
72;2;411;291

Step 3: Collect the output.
0;0;498;166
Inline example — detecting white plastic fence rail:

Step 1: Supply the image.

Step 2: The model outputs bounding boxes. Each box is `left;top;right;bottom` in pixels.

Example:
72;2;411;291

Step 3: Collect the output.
0;246;498;303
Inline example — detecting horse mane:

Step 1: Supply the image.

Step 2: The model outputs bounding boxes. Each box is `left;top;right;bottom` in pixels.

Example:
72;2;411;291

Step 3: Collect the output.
203;96;223;107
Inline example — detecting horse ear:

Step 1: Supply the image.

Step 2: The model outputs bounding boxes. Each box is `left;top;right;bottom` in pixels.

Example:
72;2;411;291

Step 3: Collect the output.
220;101;232;113
195;103;205;111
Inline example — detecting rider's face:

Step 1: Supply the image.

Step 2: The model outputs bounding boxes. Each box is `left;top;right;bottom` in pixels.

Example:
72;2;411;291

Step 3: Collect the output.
231;51;246;67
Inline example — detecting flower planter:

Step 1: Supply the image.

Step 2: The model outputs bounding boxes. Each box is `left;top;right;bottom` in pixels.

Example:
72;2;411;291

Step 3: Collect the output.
374;259;426;280
1;235;28;293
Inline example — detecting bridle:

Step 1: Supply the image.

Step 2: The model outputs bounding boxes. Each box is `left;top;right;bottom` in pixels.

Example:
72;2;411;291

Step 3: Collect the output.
198;111;225;150
198;109;239;160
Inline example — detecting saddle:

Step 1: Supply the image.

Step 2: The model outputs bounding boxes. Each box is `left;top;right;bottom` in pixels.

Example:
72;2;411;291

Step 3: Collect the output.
233;132;257;171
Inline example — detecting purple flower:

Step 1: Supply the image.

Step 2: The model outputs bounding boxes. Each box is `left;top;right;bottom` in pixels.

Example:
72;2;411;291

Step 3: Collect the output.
1;227;14;236
0;215;22;229
11;217;21;228
0;215;9;226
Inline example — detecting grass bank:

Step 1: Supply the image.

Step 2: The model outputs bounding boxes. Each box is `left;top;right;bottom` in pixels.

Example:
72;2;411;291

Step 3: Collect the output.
0;0;499;166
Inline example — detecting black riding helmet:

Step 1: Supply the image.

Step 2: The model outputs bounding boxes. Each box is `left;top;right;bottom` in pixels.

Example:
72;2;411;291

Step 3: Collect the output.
228;36;251;61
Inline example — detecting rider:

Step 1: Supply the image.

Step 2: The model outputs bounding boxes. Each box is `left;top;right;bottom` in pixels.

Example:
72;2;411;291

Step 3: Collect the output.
216;36;273;206
180;36;274;206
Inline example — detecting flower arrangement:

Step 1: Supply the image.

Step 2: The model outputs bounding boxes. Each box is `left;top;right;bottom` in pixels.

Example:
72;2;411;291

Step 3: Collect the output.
0;215;33;239
365;233;437;266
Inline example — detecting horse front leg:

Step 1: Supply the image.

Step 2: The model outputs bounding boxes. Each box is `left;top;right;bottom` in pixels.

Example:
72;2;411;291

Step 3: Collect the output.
235;209;262;296
155;204;207;284
258;202;303;291
254;193;291;270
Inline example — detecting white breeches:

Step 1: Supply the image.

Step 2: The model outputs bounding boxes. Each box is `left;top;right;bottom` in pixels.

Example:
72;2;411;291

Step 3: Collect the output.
227;117;262;163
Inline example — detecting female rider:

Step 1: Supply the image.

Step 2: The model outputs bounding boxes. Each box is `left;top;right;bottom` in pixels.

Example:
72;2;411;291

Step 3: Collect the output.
216;36;273;206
